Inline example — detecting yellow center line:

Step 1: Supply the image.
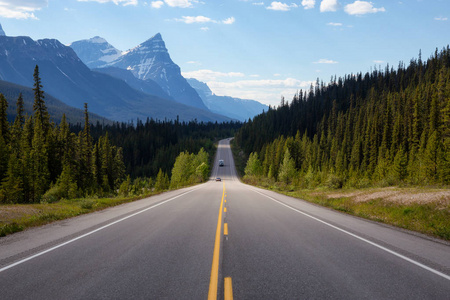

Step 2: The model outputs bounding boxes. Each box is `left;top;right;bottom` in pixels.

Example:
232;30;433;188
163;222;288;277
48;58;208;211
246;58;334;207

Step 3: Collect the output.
208;182;225;300
224;223;229;235
224;207;227;213
224;277;233;300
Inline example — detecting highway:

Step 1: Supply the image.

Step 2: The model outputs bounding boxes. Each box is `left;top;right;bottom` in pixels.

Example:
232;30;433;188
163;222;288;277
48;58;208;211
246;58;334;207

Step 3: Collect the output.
0;138;449;299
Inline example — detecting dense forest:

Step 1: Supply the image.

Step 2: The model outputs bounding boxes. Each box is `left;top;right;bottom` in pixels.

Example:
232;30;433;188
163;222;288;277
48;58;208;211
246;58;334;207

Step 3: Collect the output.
0;65;240;204
0;66;126;203
75;118;240;179
236;47;450;187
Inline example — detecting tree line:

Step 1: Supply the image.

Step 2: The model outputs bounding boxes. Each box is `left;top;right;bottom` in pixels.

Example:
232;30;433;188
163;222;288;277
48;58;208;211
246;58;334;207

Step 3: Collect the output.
1;65;240;204
237;47;450;187
75;118;240;179
0;66;126;203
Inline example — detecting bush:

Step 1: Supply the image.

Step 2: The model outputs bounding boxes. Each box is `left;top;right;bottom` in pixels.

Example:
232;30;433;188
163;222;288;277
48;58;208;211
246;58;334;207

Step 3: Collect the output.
326;174;344;189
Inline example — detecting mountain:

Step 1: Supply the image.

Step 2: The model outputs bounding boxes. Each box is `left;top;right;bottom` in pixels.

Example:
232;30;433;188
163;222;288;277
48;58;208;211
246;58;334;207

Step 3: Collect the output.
93;66;173;101
187;78;268;121
0;24;5;36
102;33;208;110
69;36;121;69
0;80;110;125
0;35;231;123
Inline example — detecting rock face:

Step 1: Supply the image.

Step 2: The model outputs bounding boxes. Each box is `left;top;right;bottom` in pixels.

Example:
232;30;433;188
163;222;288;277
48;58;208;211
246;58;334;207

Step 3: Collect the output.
0;35;231;123
187;78;268;121
99;33;207;110
69;36;122;69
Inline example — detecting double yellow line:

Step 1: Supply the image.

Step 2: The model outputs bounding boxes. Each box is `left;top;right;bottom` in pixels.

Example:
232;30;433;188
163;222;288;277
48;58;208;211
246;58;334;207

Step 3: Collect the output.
208;182;233;300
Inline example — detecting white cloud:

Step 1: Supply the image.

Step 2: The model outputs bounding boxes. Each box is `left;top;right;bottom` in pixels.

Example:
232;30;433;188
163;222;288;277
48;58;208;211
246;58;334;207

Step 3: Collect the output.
373;60;384;64
175;16;213;24
151;1;164;8
0;0;48;19
435;17;448;21
182;69;245;81
77;0;138;6
222;17;235;24
208;78;314;106
200;27;209;31
273;73;282;77
301;0;315;9
164;0;195;8
314;59;338;64
253;2;264;5
344;1;385;15
175;15;235;25
320;0;339;12
327;22;342;26
267;2;298;11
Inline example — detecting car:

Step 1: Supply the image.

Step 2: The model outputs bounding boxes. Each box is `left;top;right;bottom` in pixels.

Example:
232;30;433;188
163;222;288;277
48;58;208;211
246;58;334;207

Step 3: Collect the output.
215;177;221;181
219;160;224;167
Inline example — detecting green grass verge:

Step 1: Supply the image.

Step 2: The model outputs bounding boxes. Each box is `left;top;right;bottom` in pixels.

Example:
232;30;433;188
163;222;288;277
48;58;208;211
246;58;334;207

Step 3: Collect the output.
0;192;160;237
243;178;450;241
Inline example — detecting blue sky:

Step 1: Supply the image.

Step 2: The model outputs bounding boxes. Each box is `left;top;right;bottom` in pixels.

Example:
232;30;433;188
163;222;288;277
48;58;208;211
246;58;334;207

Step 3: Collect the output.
0;0;449;106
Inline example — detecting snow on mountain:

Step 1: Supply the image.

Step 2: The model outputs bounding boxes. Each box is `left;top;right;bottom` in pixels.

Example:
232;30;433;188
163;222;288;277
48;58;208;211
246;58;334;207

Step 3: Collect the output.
0;24;5;36
70;36;122;69
187;78;268;121
0;35;231;123
105;33;208;110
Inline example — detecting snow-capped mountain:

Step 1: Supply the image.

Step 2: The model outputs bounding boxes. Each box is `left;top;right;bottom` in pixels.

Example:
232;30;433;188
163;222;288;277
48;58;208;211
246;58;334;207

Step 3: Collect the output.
103;33;208;110
187;78;268;121
70;36;121;69
0;35;231;122
0;24;5;36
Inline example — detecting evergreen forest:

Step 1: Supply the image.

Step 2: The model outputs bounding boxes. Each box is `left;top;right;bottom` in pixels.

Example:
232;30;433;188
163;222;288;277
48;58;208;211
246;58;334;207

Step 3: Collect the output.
236;47;450;188
0;66;126;203
0;65;239;204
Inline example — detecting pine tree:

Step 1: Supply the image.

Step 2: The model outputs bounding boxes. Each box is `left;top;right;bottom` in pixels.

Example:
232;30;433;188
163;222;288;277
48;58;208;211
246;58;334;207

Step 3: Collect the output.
30;116;49;202
244;152;262;177
278;149;296;184
0;93;9;143
32;65;49;133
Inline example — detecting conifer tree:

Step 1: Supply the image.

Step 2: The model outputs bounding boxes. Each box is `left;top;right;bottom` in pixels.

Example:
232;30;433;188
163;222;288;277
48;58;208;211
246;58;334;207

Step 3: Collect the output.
32;65;49;133
278;149;296;184
0;93;9;143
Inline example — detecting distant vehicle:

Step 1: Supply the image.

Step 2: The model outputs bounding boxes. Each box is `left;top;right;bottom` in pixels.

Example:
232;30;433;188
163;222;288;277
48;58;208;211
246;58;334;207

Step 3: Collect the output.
215;177;221;181
219;160;224;167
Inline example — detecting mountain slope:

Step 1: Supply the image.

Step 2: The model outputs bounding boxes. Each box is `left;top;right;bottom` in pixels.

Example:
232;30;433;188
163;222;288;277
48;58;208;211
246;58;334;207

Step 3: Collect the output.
93;66;172;101
0;35;230;123
0;80;110;125
104;33;208;110
187;78;268;121
69;36;122;69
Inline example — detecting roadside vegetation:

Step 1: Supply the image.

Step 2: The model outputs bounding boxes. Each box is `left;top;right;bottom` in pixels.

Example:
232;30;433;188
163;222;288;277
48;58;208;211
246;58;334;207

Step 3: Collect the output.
233;47;450;240
0;66;235;237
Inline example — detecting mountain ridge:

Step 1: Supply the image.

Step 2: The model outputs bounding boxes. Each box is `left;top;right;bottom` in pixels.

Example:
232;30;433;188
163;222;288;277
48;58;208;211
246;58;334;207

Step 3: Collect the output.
0;35;231;123
73;33;208;110
187;78;268;121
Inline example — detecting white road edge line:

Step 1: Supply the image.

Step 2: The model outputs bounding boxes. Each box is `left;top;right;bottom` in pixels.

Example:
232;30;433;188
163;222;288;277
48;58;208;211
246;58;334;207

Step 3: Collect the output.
0;187;201;273
251;188;450;281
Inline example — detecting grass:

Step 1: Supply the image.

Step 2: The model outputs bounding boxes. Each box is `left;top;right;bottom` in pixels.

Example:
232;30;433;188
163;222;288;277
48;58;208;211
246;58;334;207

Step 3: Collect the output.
0;192;160;237
247;180;450;240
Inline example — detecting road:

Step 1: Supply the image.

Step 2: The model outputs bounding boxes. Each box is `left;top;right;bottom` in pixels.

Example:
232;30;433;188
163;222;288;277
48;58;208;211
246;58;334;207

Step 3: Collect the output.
0;138;449;299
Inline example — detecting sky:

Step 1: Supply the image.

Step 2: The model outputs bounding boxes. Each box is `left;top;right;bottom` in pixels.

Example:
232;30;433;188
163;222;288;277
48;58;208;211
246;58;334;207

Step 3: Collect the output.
0;0;449;106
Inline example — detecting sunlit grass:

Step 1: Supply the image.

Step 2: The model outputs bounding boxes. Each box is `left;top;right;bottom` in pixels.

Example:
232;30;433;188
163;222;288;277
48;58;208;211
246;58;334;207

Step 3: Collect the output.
0;193;159;237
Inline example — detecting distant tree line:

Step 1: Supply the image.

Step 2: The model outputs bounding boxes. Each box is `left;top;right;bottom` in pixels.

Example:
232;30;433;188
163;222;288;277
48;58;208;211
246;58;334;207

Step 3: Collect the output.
0;66;126;203
73;118;241;179
0;65;240;204
237;47;450;187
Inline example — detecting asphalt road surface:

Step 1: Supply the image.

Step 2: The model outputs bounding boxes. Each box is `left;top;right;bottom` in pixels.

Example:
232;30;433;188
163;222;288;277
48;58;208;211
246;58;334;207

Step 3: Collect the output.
1;138;449;299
